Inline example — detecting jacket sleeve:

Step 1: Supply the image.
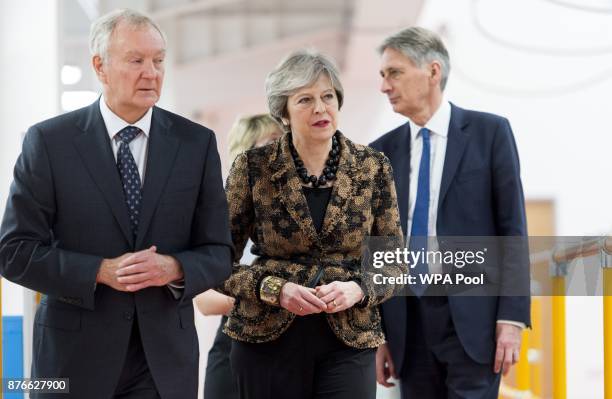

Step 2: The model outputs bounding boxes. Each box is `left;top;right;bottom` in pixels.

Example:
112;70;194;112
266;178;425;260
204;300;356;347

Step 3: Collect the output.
218;152;267;302
171;132;233;302
491;118;531;327
0;126;102;310
358;155;405;308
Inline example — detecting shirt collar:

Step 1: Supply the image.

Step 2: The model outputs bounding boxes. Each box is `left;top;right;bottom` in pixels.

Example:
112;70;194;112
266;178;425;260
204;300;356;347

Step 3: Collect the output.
99;95;152;142
408;98;451;140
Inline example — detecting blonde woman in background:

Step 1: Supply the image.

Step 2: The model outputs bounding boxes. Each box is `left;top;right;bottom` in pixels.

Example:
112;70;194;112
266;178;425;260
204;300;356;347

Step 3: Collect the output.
196;114;282;399
227;115;285;161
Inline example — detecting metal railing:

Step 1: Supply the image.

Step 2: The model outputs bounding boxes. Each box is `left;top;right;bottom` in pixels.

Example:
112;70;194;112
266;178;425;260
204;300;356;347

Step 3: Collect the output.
510;236;612;399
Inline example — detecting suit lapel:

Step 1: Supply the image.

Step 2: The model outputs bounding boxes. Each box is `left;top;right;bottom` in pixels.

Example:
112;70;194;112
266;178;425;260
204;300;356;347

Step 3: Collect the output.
386;122;411;236
438;104;470;213
74;101;134;247
135;108;180;249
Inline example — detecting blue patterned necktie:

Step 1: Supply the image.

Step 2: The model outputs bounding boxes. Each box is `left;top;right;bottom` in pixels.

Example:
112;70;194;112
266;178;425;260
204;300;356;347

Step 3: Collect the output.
409;127;430;296
116;126;143;238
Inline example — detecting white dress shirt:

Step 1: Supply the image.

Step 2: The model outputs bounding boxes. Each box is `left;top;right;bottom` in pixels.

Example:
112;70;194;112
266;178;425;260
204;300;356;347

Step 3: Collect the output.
99;96;151;184
406;99;524;329
406;99;450;239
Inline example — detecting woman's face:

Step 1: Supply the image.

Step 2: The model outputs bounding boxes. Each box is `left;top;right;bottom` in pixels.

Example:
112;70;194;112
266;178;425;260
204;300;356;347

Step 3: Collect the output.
284;73;339;147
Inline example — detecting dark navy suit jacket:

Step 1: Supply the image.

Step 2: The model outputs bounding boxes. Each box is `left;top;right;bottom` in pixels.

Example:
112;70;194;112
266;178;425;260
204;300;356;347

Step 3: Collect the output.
0;100;233;399
370;103;530;372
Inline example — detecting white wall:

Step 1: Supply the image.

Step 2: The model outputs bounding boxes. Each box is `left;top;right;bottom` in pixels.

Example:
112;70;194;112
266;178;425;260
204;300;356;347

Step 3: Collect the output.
415;0;612;236
0;1;59;316
0;0;59;383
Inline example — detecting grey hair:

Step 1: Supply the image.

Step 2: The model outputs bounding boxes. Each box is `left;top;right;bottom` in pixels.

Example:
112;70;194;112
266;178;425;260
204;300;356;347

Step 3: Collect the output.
378;27;451;91
265;49;344;126
89;9;166;61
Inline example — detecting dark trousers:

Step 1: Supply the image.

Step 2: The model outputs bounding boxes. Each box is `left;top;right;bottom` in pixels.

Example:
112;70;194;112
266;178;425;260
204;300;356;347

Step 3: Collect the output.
230;313;376;399
400;296;501;399
204;316;239;399
113;316;161;399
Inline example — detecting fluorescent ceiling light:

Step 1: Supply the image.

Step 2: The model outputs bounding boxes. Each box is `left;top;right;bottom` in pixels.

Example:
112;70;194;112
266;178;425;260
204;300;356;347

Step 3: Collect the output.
61;65;82;85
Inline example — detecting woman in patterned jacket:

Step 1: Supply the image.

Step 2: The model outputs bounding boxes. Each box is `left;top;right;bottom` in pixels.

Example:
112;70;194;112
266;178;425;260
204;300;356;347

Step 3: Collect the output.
221;49;404;399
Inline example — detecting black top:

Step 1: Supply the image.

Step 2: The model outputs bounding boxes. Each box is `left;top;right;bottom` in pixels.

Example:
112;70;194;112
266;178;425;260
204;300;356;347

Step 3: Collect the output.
302;186;333;233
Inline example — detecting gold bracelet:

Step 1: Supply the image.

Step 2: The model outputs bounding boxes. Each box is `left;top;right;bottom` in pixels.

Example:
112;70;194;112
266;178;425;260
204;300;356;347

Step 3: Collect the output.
259;276;287;306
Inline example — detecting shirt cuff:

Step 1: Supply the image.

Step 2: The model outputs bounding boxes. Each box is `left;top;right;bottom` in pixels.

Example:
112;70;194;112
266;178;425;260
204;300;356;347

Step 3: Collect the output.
497;320;526;330
167;279;185;300
168;279;185;289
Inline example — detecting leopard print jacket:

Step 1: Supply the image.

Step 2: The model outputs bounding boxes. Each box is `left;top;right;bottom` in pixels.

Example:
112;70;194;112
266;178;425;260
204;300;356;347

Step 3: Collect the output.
221;131;404;349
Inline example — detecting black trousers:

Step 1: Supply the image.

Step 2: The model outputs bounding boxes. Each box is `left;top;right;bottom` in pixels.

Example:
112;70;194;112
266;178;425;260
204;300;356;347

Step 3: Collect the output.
113;316;161;399
204;316;239;399
400;296;501;399
230;313;376;399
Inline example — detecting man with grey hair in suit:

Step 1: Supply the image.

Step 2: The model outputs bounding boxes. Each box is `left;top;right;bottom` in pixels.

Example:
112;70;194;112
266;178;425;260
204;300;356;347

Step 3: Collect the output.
371;26;530;399
0;9;232;399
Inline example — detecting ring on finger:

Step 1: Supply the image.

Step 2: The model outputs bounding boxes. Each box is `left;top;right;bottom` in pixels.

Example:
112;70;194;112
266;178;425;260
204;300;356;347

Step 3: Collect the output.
299;306;303;312
332;299;338;307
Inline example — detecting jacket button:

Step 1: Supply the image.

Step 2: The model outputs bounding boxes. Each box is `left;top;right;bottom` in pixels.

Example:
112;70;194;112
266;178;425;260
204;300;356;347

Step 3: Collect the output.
123;311;133;321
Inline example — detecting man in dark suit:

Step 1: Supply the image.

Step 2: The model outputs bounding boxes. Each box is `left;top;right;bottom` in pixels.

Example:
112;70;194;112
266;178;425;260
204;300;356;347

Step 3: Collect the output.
370;27;530;399
0;9;232;399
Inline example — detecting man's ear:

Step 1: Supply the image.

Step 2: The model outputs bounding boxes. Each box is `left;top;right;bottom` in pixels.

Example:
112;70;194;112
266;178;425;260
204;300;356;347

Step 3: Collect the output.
429;61;442;86
92;55;107;84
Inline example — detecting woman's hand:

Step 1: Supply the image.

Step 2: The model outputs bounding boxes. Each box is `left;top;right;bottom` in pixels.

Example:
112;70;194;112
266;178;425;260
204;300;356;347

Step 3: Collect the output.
280;282;327;316
315;281;364;313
